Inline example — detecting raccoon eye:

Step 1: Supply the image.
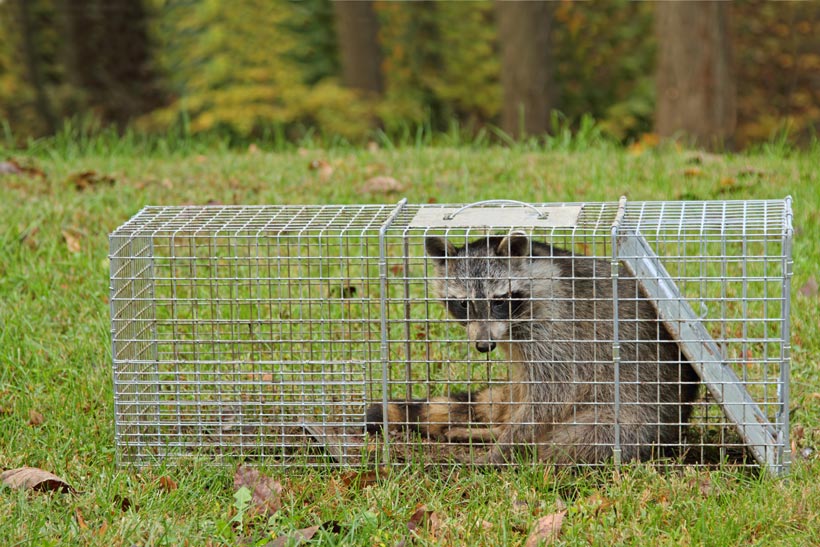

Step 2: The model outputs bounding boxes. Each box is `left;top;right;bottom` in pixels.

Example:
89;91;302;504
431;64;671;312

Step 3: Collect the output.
491;300;508;312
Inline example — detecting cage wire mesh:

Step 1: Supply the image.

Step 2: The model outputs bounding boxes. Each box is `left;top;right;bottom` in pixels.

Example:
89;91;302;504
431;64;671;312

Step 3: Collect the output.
110;198;792;473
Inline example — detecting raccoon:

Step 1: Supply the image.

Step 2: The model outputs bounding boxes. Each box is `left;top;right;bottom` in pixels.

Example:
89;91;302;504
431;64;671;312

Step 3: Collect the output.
366;233;700;465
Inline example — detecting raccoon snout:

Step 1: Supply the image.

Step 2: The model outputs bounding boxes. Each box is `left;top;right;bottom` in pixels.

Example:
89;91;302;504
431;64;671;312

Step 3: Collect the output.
475;340;497;353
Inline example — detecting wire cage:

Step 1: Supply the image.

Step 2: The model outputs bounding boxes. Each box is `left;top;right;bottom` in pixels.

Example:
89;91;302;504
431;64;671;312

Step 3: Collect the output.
109;198;793;473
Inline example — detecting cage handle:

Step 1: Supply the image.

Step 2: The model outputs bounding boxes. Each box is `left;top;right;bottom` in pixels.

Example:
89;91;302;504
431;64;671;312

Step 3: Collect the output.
442;199;547;220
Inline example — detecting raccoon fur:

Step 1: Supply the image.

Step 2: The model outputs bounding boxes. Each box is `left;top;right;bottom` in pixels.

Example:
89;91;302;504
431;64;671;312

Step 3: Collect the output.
366;233;700;465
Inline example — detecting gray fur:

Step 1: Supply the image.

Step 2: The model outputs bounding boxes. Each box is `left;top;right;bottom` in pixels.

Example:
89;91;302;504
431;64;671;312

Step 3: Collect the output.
425;234;700;464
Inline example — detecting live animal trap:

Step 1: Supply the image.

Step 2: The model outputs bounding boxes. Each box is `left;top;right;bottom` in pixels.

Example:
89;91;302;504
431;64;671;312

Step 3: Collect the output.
110;198;793;473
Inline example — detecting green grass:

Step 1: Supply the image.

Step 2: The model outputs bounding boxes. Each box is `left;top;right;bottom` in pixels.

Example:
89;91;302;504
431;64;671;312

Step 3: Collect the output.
2;136;820;546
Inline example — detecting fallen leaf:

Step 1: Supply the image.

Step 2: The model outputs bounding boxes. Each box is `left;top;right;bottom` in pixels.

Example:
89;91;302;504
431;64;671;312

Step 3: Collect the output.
98;520;108;536
340;466;389;489
0;466;75;493
19;226;39;249
158;476;177;492
266;521;342;547
62;230;82;253
233;465;282;518
0;160;21;174
195;155;208;163
683;167;703;178
308;159;334;181
367;141;380;152
75;508;88;530
361;176;405;195
524;510;566;547
28;409;44;426
798;277;818;298
68;170;115;191
407;504;441;538
113;494;133;512
248;143;260;154
0;159;45;177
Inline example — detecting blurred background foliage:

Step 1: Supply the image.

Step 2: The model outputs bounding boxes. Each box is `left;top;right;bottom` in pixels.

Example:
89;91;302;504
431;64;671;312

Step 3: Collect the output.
0;0;817;147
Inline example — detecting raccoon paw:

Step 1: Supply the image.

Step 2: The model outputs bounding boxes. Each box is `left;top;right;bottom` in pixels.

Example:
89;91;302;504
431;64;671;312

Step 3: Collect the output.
364;403;384;435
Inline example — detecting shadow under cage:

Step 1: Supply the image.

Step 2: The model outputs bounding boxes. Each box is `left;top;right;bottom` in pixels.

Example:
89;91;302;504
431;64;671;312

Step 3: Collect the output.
109;198;792;473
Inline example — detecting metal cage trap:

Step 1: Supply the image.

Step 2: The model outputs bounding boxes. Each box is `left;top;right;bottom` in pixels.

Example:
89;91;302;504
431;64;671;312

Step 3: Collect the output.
110;197;793;473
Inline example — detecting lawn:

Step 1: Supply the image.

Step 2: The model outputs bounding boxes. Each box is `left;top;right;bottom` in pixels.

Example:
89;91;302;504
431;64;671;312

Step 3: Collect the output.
1;135;819;546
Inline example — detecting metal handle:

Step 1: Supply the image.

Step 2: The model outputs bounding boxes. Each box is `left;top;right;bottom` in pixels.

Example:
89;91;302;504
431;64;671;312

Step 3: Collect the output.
442;200;547;221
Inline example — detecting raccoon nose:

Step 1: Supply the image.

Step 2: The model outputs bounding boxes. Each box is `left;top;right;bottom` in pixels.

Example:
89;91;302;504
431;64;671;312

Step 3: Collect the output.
475;340;496;353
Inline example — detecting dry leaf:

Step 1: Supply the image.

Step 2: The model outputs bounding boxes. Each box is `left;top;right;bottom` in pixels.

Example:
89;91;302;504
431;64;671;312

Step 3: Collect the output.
524;511;566;547
233;465;282;518
340;466;389;489
68;170;115;191
28;409;44;426
683;167;703;178
361;176;405;195
62;230;82;253
266;521;341;547
1;466;75;493
248;143;260;154
75;508;89;530
308;159;334;181
798;277;818;298
0;160;21;174
158;476;177;492
407;504;441;538
367;141;380;152
19;226;39;250
0;159;45;177
267;525;320;547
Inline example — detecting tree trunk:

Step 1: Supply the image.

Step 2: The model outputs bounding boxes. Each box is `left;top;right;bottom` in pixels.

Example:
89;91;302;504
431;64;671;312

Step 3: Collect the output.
495;1;553;138
655;1;736;149
333;1;383;95
17;0;57;134
62;0;164;126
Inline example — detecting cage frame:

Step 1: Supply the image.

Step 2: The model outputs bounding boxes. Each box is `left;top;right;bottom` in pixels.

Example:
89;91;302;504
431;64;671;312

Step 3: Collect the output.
110;197;793;474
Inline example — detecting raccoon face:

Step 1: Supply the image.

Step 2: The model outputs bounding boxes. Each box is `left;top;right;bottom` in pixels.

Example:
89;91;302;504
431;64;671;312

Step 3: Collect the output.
425;234;542;353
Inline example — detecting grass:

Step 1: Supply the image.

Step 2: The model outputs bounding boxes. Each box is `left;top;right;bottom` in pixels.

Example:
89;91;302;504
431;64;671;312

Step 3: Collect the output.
1;134;820;546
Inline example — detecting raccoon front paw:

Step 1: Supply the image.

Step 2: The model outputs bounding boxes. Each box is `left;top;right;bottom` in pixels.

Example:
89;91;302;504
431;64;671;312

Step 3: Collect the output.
364;403;384;435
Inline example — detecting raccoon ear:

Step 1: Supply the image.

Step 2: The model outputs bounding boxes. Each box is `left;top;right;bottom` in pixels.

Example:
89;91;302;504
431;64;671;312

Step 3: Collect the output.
496;233;530;257
425;236;457;261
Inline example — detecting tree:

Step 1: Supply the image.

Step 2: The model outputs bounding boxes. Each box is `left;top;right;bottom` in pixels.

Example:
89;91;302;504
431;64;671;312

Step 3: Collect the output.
61;0;164;126
495;1;553;138
655;1;736;149
333;0;383;95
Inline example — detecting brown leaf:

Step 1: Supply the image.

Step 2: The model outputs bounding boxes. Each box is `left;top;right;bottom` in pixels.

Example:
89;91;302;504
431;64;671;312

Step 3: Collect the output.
524;510;566;547
113;494;133;512
62;229;82;253
19;226;39;250
266;525;320;547
68;170;115;191
158;476;177;492
266;521;342;547
248;143;260;154
361;176;405;195
407;504;441;538
308;159;334;181
233;465;282;518
367;141;380;152
0;159;44;177
798;276;818;298
0;466;75;493
75;508;89;530
340;466;389;489
28;409;44;426
683;167;703;178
